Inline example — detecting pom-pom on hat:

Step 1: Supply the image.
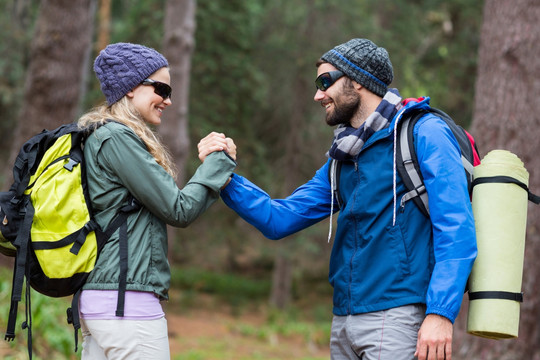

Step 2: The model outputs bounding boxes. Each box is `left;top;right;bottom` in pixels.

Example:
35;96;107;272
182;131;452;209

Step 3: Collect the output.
320;38;393;97
94;42;169;105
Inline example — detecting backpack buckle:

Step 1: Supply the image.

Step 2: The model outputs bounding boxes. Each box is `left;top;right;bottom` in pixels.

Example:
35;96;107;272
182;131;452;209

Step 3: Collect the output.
66;307;73;324
64;158;79;171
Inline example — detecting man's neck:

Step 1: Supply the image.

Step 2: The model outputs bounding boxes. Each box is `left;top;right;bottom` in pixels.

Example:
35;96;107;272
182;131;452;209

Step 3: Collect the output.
350;92;383;128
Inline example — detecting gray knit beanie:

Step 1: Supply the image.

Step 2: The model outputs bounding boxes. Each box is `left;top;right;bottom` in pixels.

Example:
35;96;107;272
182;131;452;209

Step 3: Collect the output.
94;43;169;105
320;38;393;97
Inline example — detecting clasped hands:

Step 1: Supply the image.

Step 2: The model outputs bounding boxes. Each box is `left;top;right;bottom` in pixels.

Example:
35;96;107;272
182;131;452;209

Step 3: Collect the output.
198;132;236;162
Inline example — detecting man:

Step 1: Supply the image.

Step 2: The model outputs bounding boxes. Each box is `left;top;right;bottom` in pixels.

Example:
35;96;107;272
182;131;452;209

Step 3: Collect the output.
199;38;477;360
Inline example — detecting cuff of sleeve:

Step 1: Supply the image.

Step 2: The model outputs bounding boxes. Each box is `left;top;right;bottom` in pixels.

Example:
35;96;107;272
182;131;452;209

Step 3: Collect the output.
425;307;456;324
188;151;236;191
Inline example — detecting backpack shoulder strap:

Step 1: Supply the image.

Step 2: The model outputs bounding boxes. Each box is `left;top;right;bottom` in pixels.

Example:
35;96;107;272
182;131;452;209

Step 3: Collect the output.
395;107;477;217
329;159;343;209
429;108;476;188
396;110;431;217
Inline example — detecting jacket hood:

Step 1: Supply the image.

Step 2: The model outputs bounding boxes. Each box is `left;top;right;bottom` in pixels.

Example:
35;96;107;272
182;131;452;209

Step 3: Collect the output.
387;96;431;133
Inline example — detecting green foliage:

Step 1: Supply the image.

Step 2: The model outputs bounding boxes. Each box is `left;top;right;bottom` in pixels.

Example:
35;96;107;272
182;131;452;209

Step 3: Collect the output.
372;0;484;127
0;268;78;359
170;266;270;306
110;0;166;48
190;0;269;182
232;317;330;348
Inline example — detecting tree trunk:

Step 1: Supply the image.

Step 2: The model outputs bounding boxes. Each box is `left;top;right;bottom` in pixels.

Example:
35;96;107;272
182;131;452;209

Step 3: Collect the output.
453;0;540;358
160;0;196;261
96;0;111;53
3;0;97;186
270;252;293;309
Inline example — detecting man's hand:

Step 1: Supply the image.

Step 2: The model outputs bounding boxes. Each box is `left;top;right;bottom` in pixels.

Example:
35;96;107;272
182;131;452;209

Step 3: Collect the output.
198;132;237;162
415;314;453;360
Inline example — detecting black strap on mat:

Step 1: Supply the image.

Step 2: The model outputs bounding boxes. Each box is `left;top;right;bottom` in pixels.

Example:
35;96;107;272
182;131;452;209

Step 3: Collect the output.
469;291;524;302
472;175;540;204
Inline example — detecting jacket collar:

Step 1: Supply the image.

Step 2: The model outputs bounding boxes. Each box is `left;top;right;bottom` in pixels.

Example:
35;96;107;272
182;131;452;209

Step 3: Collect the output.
387;96;431;133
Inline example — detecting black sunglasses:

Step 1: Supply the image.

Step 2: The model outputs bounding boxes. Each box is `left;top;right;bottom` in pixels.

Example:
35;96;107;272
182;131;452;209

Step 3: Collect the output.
315;70;345;91
141;79;172;100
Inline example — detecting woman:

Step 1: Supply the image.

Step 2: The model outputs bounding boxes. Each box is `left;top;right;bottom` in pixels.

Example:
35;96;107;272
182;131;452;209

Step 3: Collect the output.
77;42;236;359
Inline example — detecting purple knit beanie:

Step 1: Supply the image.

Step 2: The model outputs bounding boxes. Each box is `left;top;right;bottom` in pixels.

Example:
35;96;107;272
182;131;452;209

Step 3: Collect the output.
94;43;169;105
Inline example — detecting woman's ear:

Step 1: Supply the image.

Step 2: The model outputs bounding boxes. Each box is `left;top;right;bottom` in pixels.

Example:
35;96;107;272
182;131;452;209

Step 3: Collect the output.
126;90;135;99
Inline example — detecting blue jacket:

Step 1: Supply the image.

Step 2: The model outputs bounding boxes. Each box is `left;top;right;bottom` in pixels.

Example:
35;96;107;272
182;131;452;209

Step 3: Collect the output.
221;98;477;322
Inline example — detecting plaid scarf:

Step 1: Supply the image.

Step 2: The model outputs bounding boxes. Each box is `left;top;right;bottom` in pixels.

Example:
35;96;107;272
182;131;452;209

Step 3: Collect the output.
327;89;403;161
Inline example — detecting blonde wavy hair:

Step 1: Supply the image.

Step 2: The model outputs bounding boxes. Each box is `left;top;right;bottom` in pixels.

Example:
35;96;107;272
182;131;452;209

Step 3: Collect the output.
78;97;177;178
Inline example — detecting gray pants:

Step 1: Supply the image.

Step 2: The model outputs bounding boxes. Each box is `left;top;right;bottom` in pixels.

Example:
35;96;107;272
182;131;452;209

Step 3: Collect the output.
330;304;426;360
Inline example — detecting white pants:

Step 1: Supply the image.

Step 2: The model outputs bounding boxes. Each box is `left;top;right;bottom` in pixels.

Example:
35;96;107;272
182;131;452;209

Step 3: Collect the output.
81;317;170;360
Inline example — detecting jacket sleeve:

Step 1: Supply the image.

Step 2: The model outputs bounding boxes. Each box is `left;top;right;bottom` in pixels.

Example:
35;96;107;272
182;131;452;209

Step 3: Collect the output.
414;114;478;323
220;161;334;240
97;125;237;227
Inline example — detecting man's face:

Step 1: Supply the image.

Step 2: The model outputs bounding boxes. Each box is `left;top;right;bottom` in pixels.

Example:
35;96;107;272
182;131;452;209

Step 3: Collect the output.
314;63;360;127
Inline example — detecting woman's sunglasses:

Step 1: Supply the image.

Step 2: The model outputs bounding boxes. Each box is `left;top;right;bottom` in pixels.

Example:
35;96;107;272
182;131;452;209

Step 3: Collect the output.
141;79;172;100
315;70;344;91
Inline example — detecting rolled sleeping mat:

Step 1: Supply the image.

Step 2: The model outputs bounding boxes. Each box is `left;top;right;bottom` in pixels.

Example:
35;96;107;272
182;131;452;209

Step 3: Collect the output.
467;150;529;339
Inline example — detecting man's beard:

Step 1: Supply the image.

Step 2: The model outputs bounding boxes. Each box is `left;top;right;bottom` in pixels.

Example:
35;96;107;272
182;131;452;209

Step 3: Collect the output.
326;88;361;127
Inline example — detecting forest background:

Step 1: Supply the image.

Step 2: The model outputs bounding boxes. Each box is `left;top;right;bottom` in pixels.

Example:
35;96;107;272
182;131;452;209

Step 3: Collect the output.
0;0;539;359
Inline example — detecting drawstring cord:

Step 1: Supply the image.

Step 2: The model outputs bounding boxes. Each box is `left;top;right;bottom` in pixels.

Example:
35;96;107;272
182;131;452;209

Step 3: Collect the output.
328;159;337;243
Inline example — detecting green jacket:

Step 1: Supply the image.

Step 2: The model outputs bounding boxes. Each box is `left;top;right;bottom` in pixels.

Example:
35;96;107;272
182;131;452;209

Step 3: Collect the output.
82;122;236;299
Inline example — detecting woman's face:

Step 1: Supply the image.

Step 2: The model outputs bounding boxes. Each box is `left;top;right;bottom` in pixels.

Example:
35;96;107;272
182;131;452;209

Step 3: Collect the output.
127;67;172;125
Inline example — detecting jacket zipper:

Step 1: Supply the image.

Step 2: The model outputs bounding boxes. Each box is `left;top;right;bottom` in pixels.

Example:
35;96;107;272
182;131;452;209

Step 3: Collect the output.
26;155;71;191
347;160;360;315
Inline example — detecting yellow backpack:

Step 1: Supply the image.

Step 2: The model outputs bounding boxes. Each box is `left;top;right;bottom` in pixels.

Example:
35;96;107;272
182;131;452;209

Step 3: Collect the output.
0;123;139;357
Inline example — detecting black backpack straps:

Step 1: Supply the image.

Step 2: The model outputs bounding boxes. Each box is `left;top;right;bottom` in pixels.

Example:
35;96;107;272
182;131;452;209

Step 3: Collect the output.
22;277;33;359
67;289;82;352
5;261;21;341
116;220;128;317
101;197;141;317
69;221;100;255
5;198;34;341
13;156;31;197
472;175;540;205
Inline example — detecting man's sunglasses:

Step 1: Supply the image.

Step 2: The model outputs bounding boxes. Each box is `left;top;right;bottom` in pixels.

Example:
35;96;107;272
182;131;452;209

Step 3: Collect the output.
315;70;344;91
141;79;172;100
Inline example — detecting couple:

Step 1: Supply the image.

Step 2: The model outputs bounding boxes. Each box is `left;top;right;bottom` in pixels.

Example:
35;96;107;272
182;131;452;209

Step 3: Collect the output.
79;39;476;360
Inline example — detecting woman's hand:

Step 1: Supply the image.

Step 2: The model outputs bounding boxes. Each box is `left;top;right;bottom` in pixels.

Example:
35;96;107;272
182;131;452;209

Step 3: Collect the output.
198;132;236;162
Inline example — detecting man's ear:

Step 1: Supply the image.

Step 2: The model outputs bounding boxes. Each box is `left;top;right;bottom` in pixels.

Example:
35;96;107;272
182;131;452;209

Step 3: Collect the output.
352;80;363;92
